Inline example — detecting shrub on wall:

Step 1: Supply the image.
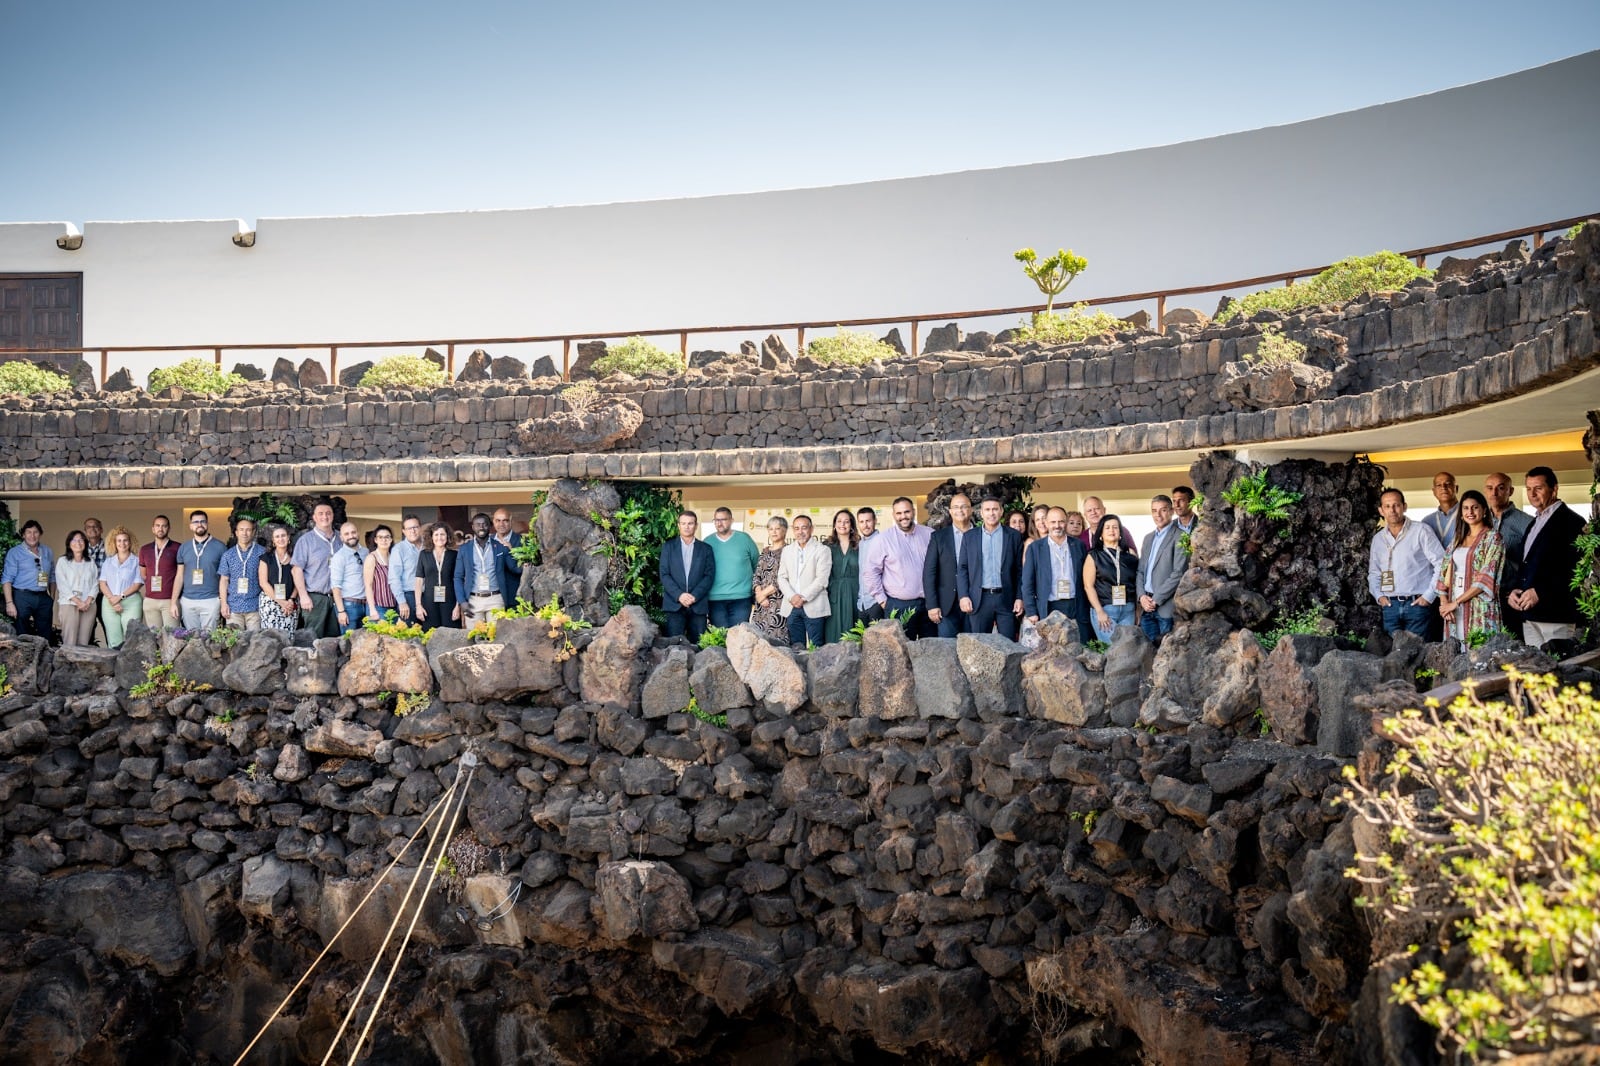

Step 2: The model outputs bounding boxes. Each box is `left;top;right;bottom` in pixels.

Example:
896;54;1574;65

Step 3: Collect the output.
1246;325;1308;365
148;358;244;395
805;329;900;367
591;483;683;621
1013;303;1131;346
1218;251;1430;322
358;354;447;389
591;337;683;379
0;360;71;395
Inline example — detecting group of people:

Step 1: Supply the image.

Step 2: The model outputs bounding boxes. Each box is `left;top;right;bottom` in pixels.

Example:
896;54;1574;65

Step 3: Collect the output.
659;488;1202;648
0;506;531;648
1367;467;1587;651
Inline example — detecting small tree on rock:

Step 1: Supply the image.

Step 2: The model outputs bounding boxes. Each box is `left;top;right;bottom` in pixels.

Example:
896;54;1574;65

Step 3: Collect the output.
1014;247;1088;316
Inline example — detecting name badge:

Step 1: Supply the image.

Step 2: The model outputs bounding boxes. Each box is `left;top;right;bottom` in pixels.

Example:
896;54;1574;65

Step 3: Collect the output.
1380;570;1395;593
235;576;250;596
476;574;491;593
1111;585;1127;606
433;585;447;604
37;569;48;586
149;574;162;594
273;582;287;599
192;569;205;586
1056;579;1072;598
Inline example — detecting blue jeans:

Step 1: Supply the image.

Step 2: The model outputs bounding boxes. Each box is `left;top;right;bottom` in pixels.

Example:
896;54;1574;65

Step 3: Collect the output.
338;600;368;635
1140;610;1174;643
934;603;965;637
1382;601;1432;637
708;598;753;628
786;611;825;647
663;607;707;642
1092;603;1136;642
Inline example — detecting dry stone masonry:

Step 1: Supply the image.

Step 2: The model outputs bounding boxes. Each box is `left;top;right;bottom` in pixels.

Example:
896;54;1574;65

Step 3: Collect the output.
1;227;1596;494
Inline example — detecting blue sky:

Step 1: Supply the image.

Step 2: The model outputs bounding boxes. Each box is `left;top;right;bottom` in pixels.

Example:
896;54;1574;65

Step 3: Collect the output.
3;0;1597;223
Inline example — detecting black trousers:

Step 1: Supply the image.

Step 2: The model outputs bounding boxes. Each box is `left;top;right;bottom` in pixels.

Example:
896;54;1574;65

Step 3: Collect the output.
968;589;1018;639
11;589;52;639
884;595;929;639
663;607;707;642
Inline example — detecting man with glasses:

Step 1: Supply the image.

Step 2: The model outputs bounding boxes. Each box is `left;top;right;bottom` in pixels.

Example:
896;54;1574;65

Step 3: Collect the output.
389;514;425;623
172;510;227;632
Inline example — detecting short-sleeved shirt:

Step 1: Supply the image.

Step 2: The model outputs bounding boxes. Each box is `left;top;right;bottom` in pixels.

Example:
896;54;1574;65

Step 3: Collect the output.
330;545;369;601
178;537;227;602
217;542;266;612
291;528;340;594
138;541;180;601
99;553;143;597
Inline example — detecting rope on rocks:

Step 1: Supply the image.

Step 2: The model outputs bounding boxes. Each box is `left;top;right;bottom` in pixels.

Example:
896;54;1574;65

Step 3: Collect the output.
232;767;464;1066
323;751;479;1066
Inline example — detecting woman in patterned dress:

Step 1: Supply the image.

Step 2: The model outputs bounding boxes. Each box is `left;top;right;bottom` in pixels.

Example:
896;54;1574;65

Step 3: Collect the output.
1434;489;1505;650
749;516;789;642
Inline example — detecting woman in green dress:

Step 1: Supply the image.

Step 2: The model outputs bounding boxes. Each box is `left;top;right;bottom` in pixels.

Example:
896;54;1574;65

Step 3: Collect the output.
823;509;861;644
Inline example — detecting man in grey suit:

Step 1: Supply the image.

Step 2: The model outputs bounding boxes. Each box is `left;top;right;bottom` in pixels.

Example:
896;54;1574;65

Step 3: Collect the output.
1137;494;1184;644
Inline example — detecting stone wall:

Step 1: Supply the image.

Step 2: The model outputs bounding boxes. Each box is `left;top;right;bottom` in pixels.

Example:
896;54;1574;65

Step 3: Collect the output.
0;228;1596;495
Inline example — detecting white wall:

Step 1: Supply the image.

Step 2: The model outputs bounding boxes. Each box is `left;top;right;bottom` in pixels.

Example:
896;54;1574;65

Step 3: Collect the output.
2;52;1597;355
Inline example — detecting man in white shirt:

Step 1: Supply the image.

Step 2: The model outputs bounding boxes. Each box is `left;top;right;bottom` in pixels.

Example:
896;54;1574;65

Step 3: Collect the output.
1369;489;1445;636
778;515;832;647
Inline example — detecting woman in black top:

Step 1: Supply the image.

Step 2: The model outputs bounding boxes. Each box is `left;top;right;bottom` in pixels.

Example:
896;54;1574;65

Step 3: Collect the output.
1083;514;1140;643
414;522;461;630
257;525;299;632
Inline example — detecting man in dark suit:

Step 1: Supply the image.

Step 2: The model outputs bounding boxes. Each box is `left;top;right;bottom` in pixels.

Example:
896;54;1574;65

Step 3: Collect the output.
1507;465;1587;647
491;508;524;551
1137;494;1185;645
660;510;716;641
959;497;1024;638
923;493;976;637
1022;506;1092;643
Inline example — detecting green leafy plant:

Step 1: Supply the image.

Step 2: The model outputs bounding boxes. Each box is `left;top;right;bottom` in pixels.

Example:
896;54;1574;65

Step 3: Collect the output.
591;337;682;379
0;665;10;698
840;619;870;644
232;491;300;532
1217;251;1431;322
592;483;682;623
243;761;258;780
0;515;18;558
358;354;446;389
1346;669;1600;1057
129;660;195;698
1176;496;1205;556
1572;523;1600;626
1084;639;1109;654
209;626;241;649
1247;324;1307;366
1012;303;1131;346
0;360;71;395
805;328;900;367
683;695;730;729
698;625;729;649
1567;221;1588;240
1222;469;1304;521
148;357;244;395
394;691;430;717
1014;247;1088;316
1256;601;1329;653
1068;809;1099;835
1252;707;1271;736
1415;667;1439;684
361;609;431;642
1464;627;1505;649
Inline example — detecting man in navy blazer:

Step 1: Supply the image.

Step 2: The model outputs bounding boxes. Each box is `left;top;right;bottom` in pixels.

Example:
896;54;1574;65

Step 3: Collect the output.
455;512;523;624
660;510;716;641
958;497;1024;638
1022;506;1092;643
923;493;977;637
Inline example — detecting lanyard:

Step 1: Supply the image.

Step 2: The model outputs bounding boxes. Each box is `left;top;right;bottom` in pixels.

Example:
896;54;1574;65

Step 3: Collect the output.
475;541;492;575
235;545;252;571
191;538;210;567
1050;539;1071;576
1385;521;1410;570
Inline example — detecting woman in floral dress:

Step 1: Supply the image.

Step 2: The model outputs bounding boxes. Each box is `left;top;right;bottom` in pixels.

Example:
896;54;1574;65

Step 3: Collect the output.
749;516;789;642
1434;489;1505;650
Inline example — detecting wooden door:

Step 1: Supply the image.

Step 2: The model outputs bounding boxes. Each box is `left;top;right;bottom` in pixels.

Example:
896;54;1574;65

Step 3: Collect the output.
0;274;82;366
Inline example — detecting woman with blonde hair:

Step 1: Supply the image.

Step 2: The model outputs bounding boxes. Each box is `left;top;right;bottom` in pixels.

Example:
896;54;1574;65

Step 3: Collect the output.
98;525;144;648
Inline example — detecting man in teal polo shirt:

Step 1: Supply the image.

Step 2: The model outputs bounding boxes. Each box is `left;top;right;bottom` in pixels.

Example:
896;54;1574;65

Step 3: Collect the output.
705;507;760;628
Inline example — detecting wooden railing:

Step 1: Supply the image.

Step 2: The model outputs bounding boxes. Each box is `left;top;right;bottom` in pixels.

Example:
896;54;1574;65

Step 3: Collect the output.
2;213;1592;389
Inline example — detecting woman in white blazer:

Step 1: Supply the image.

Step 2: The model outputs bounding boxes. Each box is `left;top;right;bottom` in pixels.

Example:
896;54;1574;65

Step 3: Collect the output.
778;515;833;647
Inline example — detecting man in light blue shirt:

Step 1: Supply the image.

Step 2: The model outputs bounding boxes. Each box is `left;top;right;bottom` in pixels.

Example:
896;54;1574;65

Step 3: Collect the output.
217;517;266;630
2;520;55;639
388;514;424;623
1419;471;1459;546
173;510;228;633
329;523;369;634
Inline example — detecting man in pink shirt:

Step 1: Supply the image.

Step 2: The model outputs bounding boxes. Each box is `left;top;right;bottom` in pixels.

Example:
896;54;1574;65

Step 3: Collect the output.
859;496;933;638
